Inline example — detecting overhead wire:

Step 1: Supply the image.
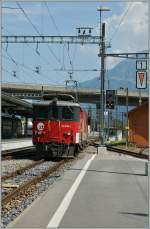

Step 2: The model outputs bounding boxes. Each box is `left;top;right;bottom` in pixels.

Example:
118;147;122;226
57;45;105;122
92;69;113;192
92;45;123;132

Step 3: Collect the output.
62;44;66;70
3;53;59;85
3;47;44;84
16;1;62;67
1;26;12;34
3;53;38;75
44;1;74;73
3;3;80;83
16;2;41;35
72;43;78;63
40;2;44;35
4;2;64;82
2;54;32;83
4;2;76;83
25;43;56;69
109;3;133;43
2;67;12;74
44;2;61;36
2;27;55;78
67;43;73;72
2;41;64;74
44;1;65;70
2;47;18;66
2;26;56;70
2;6;20;9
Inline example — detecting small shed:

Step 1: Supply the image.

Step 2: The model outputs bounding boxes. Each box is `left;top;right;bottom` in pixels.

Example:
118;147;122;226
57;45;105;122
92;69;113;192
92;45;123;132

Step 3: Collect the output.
128;103;148;147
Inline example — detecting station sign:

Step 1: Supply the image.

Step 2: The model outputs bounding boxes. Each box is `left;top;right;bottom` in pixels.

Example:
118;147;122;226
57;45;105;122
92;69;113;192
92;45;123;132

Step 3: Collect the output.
136;60;147;70
136;71;147;89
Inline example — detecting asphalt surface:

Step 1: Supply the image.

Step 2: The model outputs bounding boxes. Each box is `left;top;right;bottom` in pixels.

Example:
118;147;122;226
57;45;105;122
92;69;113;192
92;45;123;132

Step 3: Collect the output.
8;147;149;228
2;138;33;151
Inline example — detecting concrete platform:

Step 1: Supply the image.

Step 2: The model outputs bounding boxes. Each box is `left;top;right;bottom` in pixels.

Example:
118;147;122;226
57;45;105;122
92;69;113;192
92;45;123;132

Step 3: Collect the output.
8;149;149;228
1;138;33;151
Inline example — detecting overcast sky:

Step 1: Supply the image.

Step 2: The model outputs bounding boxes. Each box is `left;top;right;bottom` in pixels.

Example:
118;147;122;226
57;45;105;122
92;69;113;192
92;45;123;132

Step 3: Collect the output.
2;1;148;85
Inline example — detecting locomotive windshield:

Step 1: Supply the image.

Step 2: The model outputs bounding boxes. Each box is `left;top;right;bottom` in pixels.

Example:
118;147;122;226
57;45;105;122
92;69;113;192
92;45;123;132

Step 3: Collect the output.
33;106;49;120
33;105;79;121
61;106;79;121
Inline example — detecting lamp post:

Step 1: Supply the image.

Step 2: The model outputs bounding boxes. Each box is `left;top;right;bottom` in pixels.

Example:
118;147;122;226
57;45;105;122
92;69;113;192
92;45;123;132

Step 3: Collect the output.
139;89;142;105
97;7;110;145
97;7;110;37
120;87;128;147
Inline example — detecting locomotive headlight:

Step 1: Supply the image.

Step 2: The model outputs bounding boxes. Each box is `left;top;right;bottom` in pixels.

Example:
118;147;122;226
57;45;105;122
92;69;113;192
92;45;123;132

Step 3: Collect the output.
64;131;71;137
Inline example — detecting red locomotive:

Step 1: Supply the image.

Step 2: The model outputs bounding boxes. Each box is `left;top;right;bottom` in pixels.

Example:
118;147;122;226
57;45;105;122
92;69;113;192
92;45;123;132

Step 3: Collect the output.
32;94;88;158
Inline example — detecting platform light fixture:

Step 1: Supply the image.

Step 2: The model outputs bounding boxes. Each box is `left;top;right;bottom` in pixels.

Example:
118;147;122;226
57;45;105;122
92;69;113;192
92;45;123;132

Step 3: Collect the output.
97;7;110;37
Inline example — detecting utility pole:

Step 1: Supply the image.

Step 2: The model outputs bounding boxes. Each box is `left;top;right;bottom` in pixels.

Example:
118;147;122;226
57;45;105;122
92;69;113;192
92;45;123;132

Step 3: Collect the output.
122;112;124;130
126;87;129;147
107;110;110;141
115;90;118;140
100;22;105;145
120;87;129;147
97;7;110;145
139;89;142;105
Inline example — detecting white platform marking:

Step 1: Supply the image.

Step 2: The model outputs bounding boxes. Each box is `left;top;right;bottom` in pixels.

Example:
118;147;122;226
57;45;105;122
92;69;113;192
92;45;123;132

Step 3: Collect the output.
47;154;96;228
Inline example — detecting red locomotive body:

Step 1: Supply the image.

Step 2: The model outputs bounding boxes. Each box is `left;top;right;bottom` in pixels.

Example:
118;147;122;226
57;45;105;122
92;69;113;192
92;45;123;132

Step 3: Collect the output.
32;94;88;158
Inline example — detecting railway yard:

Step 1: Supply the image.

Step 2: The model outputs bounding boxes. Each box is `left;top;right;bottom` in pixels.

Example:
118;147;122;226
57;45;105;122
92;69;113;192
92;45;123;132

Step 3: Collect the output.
1;137;149;228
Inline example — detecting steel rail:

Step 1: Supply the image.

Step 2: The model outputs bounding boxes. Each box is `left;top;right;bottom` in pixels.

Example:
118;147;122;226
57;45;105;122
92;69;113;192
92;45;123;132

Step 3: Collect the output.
106;145;148;160
2;146;35;160
2;159;72;206
2;159;44;181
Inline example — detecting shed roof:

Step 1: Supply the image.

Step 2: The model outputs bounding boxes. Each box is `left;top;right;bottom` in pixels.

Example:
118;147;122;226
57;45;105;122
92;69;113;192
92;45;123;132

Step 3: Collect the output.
32;100;81;107
128;102;148;116
2;92;32;117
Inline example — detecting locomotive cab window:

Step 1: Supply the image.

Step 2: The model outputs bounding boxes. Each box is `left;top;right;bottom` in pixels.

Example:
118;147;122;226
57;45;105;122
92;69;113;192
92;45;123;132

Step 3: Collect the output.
62;107;73;120
61;106;80;121
33;106;49;120
51;103;58;120
33;104;80;121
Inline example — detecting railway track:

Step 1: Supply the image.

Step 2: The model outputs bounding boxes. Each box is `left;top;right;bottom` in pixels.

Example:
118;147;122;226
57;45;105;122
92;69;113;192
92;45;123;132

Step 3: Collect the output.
106;145;149;160
1;141;89;226
2;159;45;181
2;158;74;227
2;146;36;160
2;158;74;206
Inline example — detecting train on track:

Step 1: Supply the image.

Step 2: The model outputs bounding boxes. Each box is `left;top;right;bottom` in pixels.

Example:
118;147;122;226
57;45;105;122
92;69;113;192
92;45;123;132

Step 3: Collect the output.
32;94;88;158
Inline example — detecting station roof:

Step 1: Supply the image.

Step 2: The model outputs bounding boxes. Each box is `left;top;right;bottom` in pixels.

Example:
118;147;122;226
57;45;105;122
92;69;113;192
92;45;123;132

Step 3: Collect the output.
32;100;80;107
2;92;33;117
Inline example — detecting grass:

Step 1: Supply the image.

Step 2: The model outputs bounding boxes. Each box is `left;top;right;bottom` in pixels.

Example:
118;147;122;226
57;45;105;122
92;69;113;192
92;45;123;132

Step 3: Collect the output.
107;140;126;146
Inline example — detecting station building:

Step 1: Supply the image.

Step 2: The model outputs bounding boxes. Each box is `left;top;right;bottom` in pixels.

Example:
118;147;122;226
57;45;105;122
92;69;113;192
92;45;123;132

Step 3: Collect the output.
128;102;148;147
2;92;33;139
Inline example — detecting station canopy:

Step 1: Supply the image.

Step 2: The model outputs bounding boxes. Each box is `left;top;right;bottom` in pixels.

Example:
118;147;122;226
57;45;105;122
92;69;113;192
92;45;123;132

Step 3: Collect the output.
2;92;33;117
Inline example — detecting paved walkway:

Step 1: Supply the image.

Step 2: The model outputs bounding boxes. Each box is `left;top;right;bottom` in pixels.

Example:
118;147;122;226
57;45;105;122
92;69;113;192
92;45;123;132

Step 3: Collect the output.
8;147;149;228
1;138;33;151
